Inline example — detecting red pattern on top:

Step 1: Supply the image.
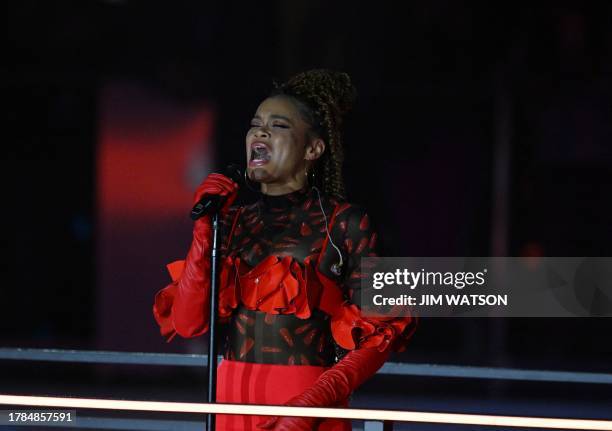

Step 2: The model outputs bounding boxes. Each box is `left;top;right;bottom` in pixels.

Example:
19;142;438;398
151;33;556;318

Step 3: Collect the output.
153;191;416;353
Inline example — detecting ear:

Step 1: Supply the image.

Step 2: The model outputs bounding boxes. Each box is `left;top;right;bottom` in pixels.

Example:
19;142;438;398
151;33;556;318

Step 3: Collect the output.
304;137;326;161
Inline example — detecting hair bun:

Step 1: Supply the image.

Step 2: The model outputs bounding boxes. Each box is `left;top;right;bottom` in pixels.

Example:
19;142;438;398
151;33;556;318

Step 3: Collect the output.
270;69;354;199
281;69;357;117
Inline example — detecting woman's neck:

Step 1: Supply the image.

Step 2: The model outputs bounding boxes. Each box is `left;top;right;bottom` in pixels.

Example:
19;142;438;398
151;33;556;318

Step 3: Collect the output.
258;184;311;211
260;180;307;196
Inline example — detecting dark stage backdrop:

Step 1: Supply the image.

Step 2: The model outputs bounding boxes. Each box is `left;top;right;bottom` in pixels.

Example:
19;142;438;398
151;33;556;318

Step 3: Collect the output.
3;1;612;420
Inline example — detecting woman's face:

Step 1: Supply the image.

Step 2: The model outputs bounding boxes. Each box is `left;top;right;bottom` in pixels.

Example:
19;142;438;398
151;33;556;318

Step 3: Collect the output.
245;96;323;193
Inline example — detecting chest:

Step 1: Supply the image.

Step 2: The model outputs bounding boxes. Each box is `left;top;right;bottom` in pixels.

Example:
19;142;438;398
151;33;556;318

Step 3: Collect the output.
228;205;332;267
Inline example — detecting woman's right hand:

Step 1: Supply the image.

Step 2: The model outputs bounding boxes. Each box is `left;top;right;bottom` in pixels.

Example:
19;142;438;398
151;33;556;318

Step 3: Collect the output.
193;173;239;235
193;172;239;210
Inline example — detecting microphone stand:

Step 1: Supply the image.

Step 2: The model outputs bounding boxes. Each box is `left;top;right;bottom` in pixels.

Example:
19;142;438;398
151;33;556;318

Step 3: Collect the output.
206;210;221;431
190;165;241;430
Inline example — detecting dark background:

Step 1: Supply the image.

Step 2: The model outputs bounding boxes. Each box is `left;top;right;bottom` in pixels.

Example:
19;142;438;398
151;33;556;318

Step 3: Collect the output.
2;1;611;428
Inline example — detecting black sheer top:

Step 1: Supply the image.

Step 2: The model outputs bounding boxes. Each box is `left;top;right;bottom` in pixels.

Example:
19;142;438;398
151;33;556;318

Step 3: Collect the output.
217;186;379;366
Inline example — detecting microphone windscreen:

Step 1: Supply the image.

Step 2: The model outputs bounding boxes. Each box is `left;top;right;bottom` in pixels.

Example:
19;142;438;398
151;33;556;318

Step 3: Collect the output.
225;164;243;185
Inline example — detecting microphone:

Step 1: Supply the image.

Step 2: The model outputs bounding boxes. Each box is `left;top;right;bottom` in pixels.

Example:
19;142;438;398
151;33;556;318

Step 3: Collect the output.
190;164;242;220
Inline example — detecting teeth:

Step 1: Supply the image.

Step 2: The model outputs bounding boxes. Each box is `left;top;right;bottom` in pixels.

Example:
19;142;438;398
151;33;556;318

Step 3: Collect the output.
251;145;270;161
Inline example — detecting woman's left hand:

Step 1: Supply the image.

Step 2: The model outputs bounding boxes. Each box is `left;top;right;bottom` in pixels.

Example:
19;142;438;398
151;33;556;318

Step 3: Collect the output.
257;347;391;430
256;413;317;431
256;389;322;430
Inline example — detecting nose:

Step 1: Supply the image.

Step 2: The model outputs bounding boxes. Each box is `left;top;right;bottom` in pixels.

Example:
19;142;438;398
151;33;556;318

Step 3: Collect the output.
253;125;270;138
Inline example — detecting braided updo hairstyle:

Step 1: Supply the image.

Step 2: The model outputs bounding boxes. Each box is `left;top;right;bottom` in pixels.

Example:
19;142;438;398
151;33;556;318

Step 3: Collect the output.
270;69;357;199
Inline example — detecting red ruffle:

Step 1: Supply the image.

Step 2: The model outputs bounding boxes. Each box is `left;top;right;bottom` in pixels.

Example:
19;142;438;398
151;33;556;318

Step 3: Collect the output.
155;255;416;352
225;255;320;319
153;259;187;342
152;280;178;342
222;255;415;352
329;302;416;352
152;258;235;342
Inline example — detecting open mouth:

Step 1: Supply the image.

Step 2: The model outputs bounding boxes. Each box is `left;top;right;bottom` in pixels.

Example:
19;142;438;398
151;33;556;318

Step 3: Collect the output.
249;142;271;166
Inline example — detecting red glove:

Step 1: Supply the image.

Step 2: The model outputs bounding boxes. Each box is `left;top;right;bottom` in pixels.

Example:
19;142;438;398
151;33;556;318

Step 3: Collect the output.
257;347;391;430
192;173;238;240
153;173;238;339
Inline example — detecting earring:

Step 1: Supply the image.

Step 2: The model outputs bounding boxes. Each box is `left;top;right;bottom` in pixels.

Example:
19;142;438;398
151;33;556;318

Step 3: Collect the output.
244;168;261;193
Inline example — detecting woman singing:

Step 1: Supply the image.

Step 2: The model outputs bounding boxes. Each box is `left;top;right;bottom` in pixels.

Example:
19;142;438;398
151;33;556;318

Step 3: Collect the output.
153;69;416;430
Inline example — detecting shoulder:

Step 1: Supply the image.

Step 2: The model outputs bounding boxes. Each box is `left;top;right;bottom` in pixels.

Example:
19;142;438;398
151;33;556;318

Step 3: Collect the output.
328;199;380;258
319;195;379;256
326;197;374;234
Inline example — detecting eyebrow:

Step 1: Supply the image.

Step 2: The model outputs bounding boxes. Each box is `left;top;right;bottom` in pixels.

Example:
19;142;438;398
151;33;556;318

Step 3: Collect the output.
252;114;294;124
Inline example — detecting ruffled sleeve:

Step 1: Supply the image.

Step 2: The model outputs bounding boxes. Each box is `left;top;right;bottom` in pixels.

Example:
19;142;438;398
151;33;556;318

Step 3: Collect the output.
153;255;240;343
152;260;185;343
326;205;417;353
152;206;242;343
